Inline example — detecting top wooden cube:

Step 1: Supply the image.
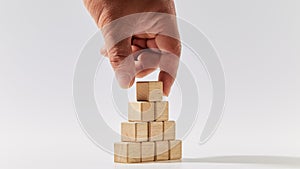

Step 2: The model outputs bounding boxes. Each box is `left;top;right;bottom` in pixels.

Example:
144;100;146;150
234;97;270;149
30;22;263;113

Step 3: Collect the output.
136;81;163;101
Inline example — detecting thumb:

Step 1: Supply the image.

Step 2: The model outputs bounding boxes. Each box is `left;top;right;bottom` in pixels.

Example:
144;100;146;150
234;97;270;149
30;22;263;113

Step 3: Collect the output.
107;37;136;88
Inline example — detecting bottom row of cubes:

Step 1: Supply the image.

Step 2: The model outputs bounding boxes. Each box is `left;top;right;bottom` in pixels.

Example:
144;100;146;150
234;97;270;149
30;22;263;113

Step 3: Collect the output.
114;140;182;163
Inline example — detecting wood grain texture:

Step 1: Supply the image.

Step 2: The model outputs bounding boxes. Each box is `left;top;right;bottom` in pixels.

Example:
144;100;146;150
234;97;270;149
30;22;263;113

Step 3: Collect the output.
114;142;141;163
136;81;163;101
155;141;169;161
128;102;154;122
141;142;155;162
114;142;128;163
127;142;141;163
155;101;169;121
136;82;148;101
121;122;148;142
114;81;181;163
148;81;163;101
163;121;175;140
149;122;163;141
169;140;182;160
136;123;148;142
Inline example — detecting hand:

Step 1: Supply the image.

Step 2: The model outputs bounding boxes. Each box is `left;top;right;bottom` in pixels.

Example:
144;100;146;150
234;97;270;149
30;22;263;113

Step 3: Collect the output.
83;0;181;96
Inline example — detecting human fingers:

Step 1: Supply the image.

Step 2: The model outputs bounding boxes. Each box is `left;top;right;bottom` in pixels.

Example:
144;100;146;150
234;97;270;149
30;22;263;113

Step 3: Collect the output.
135;49;161;78
155;35;181;96
107;37;136;88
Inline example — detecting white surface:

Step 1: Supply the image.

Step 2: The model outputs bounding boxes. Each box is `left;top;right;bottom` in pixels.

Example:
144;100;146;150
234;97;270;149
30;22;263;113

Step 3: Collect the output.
0;0;300;169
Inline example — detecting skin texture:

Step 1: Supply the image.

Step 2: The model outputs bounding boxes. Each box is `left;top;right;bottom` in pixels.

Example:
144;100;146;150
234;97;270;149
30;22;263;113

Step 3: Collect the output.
83;0;181;96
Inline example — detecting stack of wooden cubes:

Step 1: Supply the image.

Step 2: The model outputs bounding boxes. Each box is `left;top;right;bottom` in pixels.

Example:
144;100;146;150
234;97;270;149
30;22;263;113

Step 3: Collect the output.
114;81;182;163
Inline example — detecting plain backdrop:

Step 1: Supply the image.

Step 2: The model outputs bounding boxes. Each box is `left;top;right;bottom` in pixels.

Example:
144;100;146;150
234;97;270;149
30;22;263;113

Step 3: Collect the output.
0;0;299;169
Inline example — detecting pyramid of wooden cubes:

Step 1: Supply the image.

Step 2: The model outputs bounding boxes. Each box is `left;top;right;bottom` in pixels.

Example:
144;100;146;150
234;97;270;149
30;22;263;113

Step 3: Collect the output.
114;81;182;163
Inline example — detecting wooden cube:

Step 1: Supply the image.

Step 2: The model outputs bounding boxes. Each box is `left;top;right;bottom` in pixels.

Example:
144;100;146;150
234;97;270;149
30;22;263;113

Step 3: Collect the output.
128;102;154;122
155;101;169;121
114;142;141;163
163;121;175;140
141;142;155;162
121;122;148;142
155;141;169;161
169;140;182;160
137;81;163;101
149;122;163;141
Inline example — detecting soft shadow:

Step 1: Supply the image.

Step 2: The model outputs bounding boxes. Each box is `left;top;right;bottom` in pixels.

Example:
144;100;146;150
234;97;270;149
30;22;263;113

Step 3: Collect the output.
183;155;300;167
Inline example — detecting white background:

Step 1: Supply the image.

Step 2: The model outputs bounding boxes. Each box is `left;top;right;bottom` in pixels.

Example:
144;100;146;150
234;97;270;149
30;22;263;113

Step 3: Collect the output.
0;0;300;169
